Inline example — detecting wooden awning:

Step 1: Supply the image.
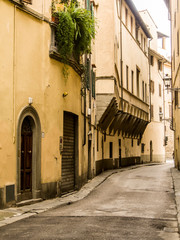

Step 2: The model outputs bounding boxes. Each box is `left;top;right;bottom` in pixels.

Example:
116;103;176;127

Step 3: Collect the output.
98;97;149;139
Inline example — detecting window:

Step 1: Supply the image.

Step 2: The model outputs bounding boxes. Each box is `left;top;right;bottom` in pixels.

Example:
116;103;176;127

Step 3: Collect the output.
97;130;99;152
151;105;154;119
141;33;143;48
136;68;140;97
177;30;179;56
144;38;146;52
131;70;134;94
91;69;96;98
174;12;176;28
145;83;147;103
150;80;154;94
158;61;163;71
86;58;90;89
141;143;145;153
131;16;133;34
131;139;133;147
109;142;113;158
135;22;139;40
50;26;58;52
178;0;179;11
159;107;162;121
175;90;178;107
142;81;145;101
150;55;154;66
126;65;129;90
125;8;128;26
159;84;162;97
86;0;90;10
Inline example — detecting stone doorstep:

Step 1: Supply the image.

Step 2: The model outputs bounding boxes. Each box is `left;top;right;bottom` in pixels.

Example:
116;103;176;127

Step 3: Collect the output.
16;198;43;207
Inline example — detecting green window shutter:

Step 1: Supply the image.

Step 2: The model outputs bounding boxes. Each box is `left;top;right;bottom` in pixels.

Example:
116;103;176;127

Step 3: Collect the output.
86;0;90;10
86;58;90;89
90;2;94;17
91;69;95;98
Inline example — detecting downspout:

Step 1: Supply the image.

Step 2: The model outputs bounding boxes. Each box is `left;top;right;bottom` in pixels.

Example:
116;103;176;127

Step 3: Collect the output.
162;62;166;146
13;5;17;144
117;0;123;111
120;0;123;111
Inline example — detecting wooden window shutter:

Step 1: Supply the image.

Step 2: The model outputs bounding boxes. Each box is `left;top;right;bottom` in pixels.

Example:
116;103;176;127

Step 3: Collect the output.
21;0;32;4
159;84;161;97
150;80;154;93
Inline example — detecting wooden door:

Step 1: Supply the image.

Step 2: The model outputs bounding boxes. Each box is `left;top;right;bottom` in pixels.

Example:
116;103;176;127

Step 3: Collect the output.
150;140;153;162
21;117;33;193
119;139;121;167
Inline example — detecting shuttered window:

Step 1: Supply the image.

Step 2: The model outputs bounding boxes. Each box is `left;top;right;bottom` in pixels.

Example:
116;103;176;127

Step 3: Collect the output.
175;90;178;107
86;0;90;10
109;142;113;158
150;80;155;94
151;105;154;119
91;69;96;98
159;84;162;97
86;58;90;89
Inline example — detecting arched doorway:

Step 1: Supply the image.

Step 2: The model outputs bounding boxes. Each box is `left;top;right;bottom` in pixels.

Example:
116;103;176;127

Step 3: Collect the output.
17;107;41;202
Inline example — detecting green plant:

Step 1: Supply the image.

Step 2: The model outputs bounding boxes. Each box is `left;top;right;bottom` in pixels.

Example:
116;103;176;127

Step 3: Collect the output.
55;2;96;61
56;10;75;58
70;5;95;57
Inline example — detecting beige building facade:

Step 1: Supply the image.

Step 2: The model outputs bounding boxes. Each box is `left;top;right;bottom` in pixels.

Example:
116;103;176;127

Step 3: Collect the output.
0;0;96;208
139;10;167;163
94;0;151;173
164;0;180;167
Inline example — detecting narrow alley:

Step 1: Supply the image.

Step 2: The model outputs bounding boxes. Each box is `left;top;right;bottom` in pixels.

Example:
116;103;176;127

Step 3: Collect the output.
0;162;179;240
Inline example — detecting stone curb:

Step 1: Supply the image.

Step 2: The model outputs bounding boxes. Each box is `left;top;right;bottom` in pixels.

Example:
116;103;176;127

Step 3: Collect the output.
0;163;163;228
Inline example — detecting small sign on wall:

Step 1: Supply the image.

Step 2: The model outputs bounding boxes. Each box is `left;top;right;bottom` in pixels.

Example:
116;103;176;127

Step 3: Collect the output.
59;136;63;154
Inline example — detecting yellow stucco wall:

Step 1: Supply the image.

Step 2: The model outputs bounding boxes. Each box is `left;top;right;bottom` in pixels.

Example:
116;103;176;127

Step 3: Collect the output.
0;1;89;196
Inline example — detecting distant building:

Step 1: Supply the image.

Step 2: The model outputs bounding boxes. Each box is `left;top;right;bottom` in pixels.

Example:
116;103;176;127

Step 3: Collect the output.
94;0;151;173
140;10;173;163
164;0;180;168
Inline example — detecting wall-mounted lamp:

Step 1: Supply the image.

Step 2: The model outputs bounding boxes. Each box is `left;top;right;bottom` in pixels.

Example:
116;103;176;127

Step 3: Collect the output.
62;92;68;97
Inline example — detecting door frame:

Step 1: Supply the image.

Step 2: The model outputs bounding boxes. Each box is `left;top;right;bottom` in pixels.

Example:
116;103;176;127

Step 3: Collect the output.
16;106;41;202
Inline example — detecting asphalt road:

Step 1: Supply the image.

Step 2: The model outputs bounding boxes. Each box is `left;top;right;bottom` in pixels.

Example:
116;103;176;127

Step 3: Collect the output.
1;163;179;240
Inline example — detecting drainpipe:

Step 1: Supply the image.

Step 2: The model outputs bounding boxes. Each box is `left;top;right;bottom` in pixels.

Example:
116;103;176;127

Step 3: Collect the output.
117;0;123;111
120;0;123;111
13;5;17;144
162;62;166;146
